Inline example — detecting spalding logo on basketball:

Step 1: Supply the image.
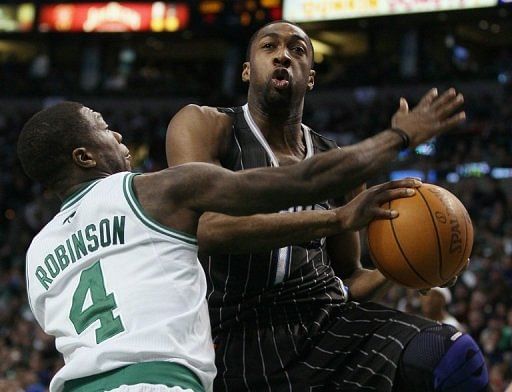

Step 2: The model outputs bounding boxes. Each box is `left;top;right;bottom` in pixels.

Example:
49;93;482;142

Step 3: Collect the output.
367;183;473;290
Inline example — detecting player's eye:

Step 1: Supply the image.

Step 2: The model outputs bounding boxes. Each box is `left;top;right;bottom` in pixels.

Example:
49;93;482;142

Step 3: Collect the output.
262;42;275;49
292;46;306;55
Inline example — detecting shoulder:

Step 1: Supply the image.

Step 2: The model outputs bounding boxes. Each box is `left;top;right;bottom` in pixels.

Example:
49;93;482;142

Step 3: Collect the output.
134;164;222;200
176;104;226;119
167;105;237;164
305;125;340;151
171;104;233;136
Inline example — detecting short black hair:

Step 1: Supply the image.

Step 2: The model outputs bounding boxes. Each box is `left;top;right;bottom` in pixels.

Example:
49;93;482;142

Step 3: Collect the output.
17;101;93;188
245;20;315;68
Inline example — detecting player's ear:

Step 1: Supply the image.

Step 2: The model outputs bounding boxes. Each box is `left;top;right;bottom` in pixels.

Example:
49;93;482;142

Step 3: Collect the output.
72;147;96;168
242;62;250;83
307;69;315;91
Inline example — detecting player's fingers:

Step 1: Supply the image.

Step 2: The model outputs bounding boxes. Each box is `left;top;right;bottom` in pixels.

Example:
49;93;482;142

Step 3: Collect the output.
399;97;409;113
375;187;416;204
417;88;438;108
418;288;430;296
435;93;464;119
431;88;457;112
372;207;399;220
437;111;466;132
440;276;457;287
378;178;422;191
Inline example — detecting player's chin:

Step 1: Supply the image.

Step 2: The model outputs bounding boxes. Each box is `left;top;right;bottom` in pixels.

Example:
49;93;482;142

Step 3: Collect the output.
122;156;132;171
264;88;292;106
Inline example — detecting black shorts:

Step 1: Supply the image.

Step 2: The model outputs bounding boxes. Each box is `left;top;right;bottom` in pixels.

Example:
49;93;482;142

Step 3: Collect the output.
213;302;439;391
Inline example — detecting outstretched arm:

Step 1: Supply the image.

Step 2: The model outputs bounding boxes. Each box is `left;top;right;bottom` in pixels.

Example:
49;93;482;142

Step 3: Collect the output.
158;88;464;236
135;158;420;237
166;105;359;252
145;151;418;216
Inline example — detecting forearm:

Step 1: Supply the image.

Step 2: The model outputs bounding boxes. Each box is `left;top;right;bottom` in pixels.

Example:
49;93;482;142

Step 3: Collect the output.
198;210;341;254
220;130;403;215
302;130;402;200
327;232;381;302
344;268;393;302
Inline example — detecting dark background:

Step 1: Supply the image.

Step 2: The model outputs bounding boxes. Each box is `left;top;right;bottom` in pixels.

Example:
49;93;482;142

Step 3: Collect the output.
1;1;511;390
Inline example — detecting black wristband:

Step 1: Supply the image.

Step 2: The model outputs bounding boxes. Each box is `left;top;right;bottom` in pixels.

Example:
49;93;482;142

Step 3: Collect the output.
389;127;410;151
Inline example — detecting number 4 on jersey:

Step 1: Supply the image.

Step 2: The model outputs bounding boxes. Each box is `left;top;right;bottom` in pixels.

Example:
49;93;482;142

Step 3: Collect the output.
69;260;125;344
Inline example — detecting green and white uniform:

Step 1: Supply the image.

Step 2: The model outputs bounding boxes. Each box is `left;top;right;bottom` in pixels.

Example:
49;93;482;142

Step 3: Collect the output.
26;172;215;392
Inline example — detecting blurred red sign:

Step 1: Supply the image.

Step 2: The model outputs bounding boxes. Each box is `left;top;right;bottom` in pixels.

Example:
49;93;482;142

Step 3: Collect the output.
39;2;189;32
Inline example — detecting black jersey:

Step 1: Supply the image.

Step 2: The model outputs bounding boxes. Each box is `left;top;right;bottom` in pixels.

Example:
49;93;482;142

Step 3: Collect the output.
201;105;348;333
204;106;470;392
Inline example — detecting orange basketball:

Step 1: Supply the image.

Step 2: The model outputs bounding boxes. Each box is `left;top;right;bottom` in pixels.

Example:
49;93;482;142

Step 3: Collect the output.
367;183;473;290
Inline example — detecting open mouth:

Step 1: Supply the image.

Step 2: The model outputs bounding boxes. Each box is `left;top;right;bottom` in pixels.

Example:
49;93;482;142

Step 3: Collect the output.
271;68;290;89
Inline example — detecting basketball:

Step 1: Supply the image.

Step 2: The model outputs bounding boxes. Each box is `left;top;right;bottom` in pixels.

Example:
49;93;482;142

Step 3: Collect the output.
367;183;473;290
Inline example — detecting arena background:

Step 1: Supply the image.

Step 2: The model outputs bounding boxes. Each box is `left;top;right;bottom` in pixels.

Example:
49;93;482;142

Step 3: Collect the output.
1;0;511;390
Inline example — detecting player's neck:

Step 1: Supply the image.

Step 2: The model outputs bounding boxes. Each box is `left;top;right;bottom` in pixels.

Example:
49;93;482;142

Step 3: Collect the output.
247;99;304;152
56;174;106;201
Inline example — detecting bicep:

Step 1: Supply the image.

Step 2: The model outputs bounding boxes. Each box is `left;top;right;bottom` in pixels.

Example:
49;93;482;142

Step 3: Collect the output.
166;105;225;166
141;164;256;216
156;163;306;216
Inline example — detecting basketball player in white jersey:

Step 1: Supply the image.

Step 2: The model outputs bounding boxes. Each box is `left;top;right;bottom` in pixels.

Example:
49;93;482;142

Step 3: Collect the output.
18;99;460;392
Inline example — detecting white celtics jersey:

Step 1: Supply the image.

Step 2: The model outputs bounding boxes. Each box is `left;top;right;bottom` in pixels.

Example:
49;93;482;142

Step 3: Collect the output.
25;172;215;392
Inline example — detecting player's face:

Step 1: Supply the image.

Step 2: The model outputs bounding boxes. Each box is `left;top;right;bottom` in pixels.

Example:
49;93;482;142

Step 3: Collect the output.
243;23;315;107
420;291;444;317
81;107;132;173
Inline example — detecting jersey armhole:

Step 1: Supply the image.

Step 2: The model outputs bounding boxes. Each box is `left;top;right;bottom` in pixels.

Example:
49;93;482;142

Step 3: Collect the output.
122;173;198;247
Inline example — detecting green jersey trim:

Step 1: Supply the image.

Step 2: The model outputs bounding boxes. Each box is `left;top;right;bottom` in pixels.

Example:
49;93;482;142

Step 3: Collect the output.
123;173;198;246
60;180;101;212
62;361;204;392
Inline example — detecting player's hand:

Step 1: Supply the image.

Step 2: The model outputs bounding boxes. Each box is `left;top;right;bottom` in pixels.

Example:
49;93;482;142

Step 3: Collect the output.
418;258;468;295
418;279;456;296
440;275;458;288
337;178;422;232
439;258;470;288
391;88;465;148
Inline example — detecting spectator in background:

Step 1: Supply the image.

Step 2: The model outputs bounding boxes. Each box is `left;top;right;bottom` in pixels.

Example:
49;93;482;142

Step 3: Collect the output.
420;287;465;331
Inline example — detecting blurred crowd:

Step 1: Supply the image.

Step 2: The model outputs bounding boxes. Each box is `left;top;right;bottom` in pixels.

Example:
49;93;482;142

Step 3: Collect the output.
2;38;511;99
1;84;512;391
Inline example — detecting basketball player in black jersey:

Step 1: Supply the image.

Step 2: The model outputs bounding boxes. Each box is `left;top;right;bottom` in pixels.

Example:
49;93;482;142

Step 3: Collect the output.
166;21;488;391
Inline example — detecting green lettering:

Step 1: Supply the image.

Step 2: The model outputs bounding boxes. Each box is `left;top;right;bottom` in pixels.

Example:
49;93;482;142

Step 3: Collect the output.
65;239;76;263
99;219;111;247
44;254;60;278
55;245;70;270
85;224;99;252
69;260;125;343
112;216;125;245
72;230;88;260
35;266;53;290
